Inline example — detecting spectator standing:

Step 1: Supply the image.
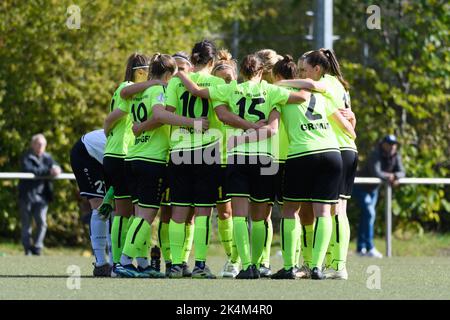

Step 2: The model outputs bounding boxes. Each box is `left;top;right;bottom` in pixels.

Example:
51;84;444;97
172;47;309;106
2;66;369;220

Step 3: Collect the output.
18;134;61;255
353;135;405;258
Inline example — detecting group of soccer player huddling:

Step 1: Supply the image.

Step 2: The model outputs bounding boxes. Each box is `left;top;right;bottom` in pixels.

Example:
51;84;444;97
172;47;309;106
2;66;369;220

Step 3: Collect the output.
70;39;357;280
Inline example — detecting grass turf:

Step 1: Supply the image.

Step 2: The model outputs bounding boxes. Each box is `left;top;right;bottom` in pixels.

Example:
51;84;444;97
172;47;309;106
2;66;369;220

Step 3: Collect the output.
0;253;449;300
1;233;449;300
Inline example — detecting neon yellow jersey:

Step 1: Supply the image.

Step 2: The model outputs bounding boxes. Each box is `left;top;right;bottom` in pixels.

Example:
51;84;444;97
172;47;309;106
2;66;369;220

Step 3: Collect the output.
104;81;134;158
278;87;339;159
209;80;290;158
125;85;170;163
276;119;289;163
320;74;357;152
166;72;225;152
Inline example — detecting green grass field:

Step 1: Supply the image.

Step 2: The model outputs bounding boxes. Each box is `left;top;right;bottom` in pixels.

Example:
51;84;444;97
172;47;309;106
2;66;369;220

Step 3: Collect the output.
1;236;450;300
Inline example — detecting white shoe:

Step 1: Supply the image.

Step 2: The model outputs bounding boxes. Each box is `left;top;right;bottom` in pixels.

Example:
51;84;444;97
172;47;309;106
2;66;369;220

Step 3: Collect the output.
324;267;348;280
356;248;367;257
219;260;240;278
366;248;383;258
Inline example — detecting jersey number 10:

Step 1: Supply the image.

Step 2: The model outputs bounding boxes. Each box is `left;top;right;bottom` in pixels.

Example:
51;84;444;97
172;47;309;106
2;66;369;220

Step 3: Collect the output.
180;91;209;118
131;103;148;123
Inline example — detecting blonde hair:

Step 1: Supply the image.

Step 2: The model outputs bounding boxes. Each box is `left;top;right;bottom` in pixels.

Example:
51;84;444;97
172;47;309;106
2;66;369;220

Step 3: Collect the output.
212;49;237;77
255;49;283;74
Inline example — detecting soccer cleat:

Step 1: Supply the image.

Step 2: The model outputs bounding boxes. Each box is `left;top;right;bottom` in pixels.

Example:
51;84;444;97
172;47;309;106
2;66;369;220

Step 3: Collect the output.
98;186;114;221
138;266;165;278
295;265;311;279
366;248;383;258
181;262;192;277
165;262;172;277
114;264;142;278
311;267;326;280
150;246;161;272
271;267;296;280
93;263;112;277
252;265;261;279
236;265;260;280
192;265;216;279
259;264;272;277
219;260;240;278
324;267;348;280
111;263;119;278
168;264;184;279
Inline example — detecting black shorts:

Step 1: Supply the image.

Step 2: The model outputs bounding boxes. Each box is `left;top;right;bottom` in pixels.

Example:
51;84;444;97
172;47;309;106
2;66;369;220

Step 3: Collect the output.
126;160;166;209
168;146;220;207
124;161;138;204
160;164;171;206
275;162;285;205
283;152;342;204
103;156;131;200
339;150;358;199
226;155;278;203
216;165;231;204
70;139;105;199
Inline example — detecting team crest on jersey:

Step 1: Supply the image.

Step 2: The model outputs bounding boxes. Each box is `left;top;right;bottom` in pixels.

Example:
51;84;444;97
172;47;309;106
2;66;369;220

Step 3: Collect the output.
157;93;165;103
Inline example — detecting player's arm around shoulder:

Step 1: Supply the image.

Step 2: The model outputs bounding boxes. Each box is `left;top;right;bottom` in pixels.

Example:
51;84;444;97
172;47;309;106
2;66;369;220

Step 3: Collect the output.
228;109;280;151
104;108;128;136
176;70;209;99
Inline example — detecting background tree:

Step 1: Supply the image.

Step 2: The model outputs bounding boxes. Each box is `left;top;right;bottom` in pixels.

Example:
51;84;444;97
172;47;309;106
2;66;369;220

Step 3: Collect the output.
0;0;448;245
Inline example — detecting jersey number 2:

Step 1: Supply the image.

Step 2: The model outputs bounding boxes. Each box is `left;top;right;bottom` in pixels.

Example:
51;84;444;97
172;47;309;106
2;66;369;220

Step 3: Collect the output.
305;94;322;121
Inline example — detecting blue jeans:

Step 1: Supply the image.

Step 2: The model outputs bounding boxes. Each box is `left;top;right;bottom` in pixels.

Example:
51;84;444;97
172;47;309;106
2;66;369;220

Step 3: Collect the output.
19;200;48;251
353;185;379;252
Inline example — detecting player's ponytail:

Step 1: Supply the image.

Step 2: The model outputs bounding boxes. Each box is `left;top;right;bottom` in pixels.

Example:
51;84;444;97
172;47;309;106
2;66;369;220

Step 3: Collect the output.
150;53;177;78
272;54;298;80
124;52;150;82
240;54;264;80
212;49;237;79
321;49;349;90
256;49;283;75
191;39;217;66
216;49;233;62
305;49;349;90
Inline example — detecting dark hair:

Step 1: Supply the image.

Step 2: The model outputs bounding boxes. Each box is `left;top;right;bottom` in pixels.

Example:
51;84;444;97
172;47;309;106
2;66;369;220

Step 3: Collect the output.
272;54;297;80
305;49;349;90
149;53;177;78
240;54;263;79
191;39;216;66
124;53;150;82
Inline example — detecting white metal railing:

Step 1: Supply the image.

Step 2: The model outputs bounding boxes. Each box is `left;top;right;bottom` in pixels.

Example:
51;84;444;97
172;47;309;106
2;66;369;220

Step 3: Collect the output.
352;177;450;257
1;173;449;257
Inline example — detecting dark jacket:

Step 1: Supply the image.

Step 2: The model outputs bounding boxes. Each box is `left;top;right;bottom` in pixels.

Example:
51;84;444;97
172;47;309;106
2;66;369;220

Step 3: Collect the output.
18;150;58;203
358;143;406;191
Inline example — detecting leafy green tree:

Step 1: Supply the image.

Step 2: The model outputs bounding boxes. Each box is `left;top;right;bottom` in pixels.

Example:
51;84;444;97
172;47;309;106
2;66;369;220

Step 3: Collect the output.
0;0;448;246
333;0;449;234
0;0;246;245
